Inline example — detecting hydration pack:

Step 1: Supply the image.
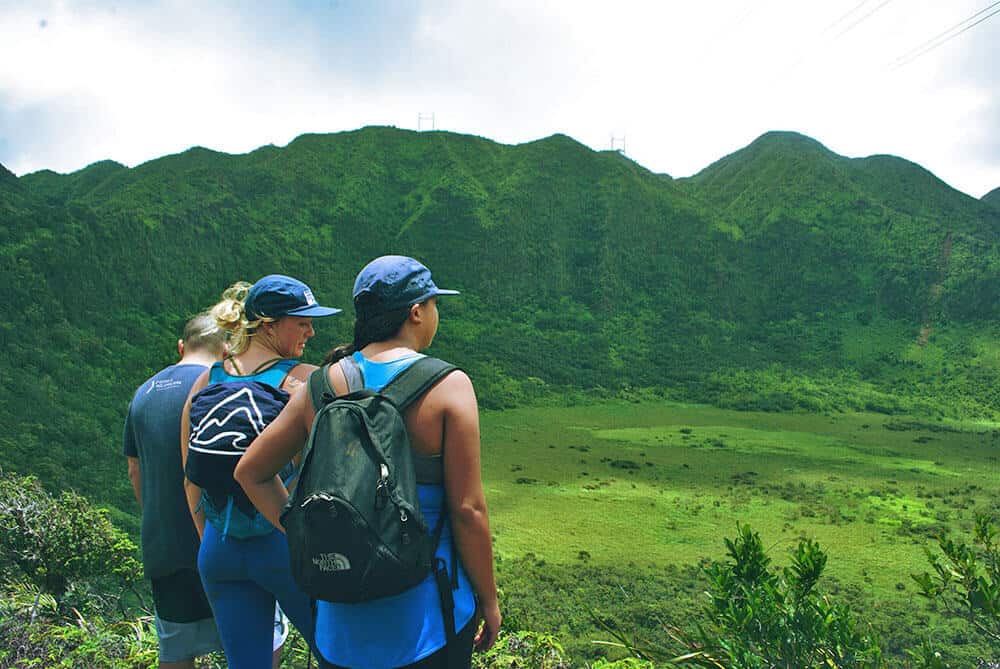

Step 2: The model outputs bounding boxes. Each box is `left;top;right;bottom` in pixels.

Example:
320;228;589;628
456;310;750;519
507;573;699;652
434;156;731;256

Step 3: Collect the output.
186;359;297;539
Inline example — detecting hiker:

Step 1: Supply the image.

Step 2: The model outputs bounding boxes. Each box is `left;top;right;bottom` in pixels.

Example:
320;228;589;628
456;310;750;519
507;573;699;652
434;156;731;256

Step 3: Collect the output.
180;275;340;669
123;313;226;668
235;255;501;669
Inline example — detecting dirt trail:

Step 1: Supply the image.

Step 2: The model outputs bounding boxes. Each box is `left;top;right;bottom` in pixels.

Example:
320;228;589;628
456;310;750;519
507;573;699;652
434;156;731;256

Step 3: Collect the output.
916;232;952;347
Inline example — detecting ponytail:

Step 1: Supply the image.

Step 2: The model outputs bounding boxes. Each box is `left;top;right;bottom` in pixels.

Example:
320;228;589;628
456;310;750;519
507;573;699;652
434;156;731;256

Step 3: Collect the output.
209;281;273;357
322;305;412;365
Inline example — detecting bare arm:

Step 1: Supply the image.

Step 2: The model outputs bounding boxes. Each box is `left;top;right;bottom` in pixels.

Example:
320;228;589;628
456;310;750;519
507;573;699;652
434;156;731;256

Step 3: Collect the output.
440;371;501;651
180;371;210;539
126;456;141;509
234;382;314;530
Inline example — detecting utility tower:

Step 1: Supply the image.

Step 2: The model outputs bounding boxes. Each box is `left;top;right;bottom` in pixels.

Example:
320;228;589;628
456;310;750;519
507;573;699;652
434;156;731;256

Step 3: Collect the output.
418;112;435;131
610;134;626;154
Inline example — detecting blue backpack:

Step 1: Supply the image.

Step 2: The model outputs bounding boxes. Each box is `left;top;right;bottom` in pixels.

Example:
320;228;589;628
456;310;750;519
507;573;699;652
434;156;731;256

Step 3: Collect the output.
186;359;298;539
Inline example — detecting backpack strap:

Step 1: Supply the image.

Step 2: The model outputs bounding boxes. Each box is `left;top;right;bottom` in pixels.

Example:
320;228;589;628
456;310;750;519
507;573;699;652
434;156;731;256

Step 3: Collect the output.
307;365;335;414
253;358;299;388
381;357;458;411
307;355;369;413
340;355;364;392
207;361;228;383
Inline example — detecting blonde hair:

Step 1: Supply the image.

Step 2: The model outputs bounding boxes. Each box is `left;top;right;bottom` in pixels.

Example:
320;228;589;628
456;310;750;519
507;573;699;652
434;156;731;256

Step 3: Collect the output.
209;281;275;356
182;312;226;354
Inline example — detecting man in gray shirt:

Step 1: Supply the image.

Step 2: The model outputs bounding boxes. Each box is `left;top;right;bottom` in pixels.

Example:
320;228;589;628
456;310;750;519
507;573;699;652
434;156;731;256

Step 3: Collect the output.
124;313;225;668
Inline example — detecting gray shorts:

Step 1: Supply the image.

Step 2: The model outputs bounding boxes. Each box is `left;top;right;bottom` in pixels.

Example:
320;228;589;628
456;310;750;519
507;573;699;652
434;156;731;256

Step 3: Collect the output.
154;604;288;661
154;613;223;662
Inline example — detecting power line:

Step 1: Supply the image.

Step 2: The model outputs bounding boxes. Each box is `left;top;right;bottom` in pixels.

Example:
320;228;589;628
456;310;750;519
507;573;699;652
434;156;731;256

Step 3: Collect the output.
782;0;893;75
821;0;875;36
831;0;894;40
890;1;1000;69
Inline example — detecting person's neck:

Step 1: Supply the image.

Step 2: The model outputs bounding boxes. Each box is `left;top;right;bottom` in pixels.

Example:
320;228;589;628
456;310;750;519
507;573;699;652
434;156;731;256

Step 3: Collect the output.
229;342;288;374
179;351;222;368
361;333;422;362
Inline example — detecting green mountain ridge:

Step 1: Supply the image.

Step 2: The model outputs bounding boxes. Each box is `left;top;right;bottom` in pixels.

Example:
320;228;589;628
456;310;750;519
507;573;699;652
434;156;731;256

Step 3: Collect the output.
1;126;999;519
984;186;1000;207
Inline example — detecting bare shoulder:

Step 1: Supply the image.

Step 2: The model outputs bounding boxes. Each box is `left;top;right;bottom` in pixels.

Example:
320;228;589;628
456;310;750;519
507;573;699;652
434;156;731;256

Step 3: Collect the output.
284;362;318;392
428;369;477;411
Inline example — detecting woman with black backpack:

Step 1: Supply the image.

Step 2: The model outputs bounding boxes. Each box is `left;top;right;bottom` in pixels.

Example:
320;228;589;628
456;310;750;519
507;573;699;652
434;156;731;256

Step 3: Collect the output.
180;275;340;668
236;256;501;669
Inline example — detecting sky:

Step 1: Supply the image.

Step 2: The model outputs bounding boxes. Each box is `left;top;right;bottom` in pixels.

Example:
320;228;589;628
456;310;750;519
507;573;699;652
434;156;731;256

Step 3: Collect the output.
1;1;999;199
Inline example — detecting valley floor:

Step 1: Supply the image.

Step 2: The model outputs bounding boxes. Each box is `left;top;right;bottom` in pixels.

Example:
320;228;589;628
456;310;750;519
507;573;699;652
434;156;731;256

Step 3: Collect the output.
480;400;1000;663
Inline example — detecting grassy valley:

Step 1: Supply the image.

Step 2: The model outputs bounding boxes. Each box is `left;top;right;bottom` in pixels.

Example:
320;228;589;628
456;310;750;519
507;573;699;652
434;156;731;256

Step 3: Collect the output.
481;400;999;664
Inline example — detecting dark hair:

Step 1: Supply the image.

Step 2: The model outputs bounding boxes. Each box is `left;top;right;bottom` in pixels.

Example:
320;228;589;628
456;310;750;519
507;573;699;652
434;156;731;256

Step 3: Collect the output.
322;305;412;365
182;312;226;354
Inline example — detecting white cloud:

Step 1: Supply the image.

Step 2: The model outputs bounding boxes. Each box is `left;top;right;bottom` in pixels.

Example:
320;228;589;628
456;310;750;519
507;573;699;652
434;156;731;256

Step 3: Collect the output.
0;0;997;196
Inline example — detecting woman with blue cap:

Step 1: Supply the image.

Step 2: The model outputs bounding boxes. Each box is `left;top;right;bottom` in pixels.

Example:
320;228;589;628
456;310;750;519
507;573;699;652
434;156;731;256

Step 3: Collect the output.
180;274;340;668
236;256;501;669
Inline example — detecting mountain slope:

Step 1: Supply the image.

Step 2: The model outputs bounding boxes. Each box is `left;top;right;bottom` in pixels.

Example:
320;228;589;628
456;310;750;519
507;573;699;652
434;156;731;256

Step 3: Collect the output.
2;126;999;517
679;131;1000;321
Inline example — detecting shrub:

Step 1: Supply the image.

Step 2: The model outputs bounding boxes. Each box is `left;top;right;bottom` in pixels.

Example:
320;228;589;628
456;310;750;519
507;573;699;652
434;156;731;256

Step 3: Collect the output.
912;513;1000;649
0;472;141;605
595;525;884;668
473;631;571;669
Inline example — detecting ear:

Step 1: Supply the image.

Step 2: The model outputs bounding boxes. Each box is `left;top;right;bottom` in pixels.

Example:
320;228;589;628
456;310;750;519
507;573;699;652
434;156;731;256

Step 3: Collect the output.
177;339;185;358
409;302;423;324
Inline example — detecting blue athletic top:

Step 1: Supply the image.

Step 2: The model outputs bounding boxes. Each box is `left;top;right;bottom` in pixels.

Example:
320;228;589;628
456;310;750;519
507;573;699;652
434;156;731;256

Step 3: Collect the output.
314;351;477;669
207;358;298;386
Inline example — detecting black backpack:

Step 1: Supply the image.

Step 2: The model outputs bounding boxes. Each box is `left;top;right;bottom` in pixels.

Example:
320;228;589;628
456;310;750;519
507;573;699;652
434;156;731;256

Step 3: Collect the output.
282;355;458;603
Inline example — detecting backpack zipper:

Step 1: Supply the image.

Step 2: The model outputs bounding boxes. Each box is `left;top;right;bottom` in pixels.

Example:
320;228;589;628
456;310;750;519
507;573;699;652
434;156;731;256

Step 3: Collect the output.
299;492;334;508
375;463;390;509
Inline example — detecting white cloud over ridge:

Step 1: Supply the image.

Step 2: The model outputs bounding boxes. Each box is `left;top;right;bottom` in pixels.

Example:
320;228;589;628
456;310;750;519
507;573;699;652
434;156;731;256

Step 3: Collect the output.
1;0;998;198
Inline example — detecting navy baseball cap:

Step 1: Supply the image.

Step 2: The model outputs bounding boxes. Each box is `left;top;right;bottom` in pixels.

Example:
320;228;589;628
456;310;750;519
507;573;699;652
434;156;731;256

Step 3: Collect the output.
352;256;459;314
245;275;341;320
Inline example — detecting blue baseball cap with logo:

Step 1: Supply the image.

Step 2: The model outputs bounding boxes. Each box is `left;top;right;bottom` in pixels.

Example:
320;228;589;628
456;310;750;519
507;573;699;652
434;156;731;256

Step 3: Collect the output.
352;256;460;315
245;275;341;320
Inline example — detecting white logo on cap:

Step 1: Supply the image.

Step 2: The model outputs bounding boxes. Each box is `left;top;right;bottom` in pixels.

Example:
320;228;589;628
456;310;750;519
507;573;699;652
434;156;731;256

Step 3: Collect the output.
302;289;316;305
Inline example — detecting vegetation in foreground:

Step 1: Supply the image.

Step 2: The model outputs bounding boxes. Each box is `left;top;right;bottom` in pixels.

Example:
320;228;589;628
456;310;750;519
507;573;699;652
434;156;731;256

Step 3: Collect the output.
3;469;998;668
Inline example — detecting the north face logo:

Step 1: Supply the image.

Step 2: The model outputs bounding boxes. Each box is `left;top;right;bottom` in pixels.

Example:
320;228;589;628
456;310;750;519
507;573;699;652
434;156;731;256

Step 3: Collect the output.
313;553;351;572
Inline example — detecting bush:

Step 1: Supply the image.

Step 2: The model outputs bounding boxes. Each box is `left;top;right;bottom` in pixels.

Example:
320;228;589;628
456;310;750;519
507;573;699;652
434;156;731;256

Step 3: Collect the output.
0;472;141;605
912;513;1000;652
473;631;571;669
595;525;884;668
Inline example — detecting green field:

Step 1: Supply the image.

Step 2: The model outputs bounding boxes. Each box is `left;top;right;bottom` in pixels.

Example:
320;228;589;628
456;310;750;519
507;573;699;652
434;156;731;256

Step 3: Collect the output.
480;400;1000;661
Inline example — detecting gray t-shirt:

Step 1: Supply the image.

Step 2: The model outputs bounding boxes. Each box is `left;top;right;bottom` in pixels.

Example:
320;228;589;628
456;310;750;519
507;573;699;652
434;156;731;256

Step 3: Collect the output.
123;363;206;580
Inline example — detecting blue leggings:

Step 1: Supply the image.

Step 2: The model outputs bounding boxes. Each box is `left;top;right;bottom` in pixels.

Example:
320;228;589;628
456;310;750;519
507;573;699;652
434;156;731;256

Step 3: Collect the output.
199;523;315;669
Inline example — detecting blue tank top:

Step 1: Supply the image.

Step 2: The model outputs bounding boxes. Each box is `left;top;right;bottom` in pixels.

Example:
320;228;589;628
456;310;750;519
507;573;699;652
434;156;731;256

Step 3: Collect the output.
314;352;477;669
207;357;298;386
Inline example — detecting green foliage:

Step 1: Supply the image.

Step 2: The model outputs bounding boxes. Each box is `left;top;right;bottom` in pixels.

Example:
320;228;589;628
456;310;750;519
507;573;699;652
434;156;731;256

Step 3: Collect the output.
577;527;890;668
472;631;571;669
590;660;658;669
912;514;1000;648
982;186;1000;209
0;473;141;602
658;525;884;668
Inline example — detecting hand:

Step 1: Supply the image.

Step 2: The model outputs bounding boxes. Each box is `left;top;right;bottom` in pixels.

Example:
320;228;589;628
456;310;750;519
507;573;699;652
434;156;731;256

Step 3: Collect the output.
473;598;501;652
